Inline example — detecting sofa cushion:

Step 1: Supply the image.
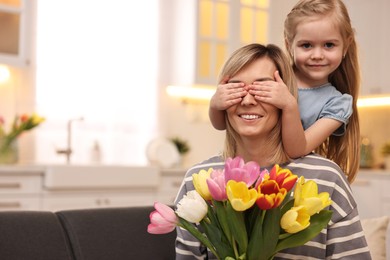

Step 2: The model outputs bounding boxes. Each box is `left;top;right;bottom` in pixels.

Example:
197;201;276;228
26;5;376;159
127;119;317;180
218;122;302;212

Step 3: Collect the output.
56;206;176;260
0;211;74;260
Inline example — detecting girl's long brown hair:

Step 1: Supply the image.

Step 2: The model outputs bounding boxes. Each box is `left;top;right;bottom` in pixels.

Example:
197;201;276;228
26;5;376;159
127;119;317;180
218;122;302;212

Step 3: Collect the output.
284;0;361;182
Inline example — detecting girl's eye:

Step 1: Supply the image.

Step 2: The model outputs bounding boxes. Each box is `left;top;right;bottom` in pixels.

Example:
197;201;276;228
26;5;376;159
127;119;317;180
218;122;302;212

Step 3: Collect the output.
301;43;311;49
324;42;335;48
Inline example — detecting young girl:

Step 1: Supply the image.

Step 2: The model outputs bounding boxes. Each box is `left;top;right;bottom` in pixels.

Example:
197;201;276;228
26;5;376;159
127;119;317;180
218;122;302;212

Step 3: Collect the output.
208;0;360;183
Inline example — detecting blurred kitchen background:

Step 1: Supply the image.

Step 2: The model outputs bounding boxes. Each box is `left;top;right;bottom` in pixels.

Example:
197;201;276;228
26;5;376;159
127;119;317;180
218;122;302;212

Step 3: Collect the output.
0;0;389;169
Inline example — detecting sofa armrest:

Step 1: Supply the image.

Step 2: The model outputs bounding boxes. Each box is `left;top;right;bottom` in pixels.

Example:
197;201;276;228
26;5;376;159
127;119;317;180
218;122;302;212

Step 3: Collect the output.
56;206;176;260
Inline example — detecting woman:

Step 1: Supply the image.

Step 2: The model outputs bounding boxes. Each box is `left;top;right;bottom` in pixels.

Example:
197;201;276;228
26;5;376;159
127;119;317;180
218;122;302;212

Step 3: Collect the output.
174;43;371;259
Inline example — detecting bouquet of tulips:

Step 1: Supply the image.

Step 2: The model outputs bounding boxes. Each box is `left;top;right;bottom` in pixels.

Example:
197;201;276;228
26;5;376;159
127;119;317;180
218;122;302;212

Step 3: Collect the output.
147;156;333;260
0;113;45;152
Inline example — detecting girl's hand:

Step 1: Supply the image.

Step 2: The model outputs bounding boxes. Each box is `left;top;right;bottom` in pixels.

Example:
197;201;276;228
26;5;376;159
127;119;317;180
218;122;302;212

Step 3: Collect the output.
248;71;296;110
210;76;247;111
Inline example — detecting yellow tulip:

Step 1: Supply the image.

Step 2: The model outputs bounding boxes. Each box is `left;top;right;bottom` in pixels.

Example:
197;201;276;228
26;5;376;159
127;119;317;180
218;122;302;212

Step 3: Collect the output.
294;176;332;216
192;168;213;201
226;180;257;211
281;205;310;233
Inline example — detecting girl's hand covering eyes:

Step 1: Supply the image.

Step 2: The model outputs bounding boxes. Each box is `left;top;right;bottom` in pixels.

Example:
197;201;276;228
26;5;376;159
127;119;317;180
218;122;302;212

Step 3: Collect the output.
210;76;248;111
248;71;296;110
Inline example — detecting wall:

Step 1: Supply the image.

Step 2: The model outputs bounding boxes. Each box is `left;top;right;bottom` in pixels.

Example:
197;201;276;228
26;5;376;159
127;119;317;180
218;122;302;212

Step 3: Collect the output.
157;0;225;168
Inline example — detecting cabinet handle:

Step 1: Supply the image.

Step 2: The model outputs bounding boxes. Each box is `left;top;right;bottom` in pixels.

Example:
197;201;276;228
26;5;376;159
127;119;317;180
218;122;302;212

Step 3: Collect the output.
0;202;22;208
0;183;21;189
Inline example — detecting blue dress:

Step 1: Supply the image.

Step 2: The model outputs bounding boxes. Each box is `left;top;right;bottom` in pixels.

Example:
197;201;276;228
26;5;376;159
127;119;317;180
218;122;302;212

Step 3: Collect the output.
298;83;352;136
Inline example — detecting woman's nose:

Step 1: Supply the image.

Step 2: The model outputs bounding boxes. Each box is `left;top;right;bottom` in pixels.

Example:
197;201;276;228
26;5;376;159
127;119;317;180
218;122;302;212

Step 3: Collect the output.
241;92;257;105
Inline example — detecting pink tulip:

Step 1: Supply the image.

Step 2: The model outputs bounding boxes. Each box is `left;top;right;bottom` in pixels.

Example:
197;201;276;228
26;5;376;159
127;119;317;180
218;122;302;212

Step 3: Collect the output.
147;202;178;234
207;169;227;201
225;156;260;187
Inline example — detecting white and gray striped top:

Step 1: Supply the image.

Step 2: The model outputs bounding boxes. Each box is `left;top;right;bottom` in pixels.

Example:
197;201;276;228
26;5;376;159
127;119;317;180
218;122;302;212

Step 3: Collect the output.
174;154;372;260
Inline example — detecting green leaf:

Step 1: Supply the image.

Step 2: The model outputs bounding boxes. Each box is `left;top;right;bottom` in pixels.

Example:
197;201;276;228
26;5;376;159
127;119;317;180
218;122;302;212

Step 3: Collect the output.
274;210;333;253
213;200;233;246
245;206;260;235
226;202;248;256
246;209;265;260
178;217;220;259
280;198;294;215
201;219;235;258
247;208;281;260
262;208;281;259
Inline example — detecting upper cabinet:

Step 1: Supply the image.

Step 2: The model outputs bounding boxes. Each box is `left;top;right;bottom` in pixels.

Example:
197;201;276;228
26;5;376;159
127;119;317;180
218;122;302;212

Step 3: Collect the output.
166;0;269;87
0;0;31;66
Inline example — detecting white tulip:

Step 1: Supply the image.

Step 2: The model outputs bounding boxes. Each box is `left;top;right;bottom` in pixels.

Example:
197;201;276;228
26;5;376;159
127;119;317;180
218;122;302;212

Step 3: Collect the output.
176;190;208;223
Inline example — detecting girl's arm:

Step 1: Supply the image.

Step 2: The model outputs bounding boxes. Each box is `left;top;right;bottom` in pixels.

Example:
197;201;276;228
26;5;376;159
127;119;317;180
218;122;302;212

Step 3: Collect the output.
250;71;342;158
209;77;247;130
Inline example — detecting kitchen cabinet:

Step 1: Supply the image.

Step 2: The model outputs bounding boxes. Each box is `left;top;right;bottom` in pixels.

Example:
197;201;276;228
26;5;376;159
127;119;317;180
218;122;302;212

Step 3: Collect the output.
157;168;186;205
41;190;156;212
0;0;32;66
0;165;183;211
0;171;42;211
169;0;269;87
351;170;390;219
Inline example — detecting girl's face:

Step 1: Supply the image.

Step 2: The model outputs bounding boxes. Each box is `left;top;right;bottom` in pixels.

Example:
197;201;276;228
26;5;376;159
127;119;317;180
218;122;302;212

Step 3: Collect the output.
226;57;279;139
290;15;345;88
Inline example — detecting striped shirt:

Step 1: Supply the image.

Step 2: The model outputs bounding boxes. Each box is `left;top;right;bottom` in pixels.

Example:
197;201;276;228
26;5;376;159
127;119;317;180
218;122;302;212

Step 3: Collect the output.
174;154;372;260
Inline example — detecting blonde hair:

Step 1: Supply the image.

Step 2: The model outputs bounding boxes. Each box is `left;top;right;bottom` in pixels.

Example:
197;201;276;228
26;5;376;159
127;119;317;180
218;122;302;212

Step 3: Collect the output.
284;0;360;182
220;43;297;165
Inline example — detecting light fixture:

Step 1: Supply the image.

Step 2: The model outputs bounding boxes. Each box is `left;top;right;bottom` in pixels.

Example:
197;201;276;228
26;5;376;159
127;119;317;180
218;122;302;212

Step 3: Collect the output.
166;85;215;103
357;95;390;108
0;64;10;83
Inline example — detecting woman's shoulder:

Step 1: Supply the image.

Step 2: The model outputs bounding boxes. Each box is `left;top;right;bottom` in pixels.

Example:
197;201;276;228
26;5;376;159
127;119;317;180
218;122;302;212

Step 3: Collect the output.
184;155;225;176
287;153;349;184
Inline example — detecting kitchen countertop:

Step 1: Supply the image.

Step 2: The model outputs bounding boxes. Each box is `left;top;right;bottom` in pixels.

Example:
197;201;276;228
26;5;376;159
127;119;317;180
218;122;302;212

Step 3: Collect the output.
0;164;45;176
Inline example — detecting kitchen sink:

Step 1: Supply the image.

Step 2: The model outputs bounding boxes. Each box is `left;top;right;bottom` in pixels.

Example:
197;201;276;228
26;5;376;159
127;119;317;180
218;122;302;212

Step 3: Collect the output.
44;165;160;190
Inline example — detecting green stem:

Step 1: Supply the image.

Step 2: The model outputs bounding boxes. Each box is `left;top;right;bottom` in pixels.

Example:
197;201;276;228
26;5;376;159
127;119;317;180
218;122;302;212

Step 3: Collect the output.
231;234;239;259
178;218;220;259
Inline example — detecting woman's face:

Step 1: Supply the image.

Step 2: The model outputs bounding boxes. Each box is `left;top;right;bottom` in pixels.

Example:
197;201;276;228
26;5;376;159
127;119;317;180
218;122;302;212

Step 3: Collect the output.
226;56;280;139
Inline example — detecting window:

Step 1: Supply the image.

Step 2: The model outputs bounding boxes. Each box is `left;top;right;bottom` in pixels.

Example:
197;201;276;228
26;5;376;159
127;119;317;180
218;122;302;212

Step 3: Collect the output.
35;1;159;165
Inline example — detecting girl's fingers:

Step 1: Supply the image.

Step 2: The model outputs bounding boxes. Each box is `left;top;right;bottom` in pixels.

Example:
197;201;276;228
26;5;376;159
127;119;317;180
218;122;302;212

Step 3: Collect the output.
274;70;284;83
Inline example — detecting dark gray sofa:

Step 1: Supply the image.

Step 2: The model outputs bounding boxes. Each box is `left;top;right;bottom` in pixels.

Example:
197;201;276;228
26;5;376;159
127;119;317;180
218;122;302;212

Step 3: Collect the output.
0;207;176;260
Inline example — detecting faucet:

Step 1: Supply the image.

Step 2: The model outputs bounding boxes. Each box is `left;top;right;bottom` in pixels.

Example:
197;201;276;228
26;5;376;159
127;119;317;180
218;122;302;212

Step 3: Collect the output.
56;117;84;164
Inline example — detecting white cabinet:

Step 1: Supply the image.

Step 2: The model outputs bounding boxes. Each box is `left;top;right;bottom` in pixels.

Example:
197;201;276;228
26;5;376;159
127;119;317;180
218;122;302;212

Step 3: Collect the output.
41;190;156;212
157;169;186;205
0;174;42;211
0;0;32;66
351;170;390;218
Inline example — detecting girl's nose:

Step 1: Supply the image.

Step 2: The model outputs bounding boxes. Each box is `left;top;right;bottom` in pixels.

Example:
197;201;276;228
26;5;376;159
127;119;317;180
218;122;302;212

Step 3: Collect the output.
241;92;257;105
311;48;324;60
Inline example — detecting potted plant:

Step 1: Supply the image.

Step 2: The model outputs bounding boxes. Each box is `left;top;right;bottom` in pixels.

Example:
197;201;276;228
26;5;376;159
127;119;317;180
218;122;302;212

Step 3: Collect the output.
381;141;390;169
170;137;190;167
